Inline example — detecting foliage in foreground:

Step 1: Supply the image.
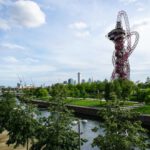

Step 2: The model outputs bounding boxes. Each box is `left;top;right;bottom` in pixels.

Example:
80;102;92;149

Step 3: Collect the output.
30;84;86;150
0;89;16;133
92;100;149;150
6;105;38;150
0;89;39;150
0;84;85;150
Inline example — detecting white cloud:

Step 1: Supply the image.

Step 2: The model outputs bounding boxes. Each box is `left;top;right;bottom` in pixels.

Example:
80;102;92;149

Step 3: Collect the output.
0;42;26;50
10;0;46;28
25;57;39;63
137;7;144;11
17;64;56;73
136;2;145;12
74;31;90;38
119;0;138;4
69;21;90;38
3;56;18;63
0;0;46;30
5;64;56;74
129;17;150;80
0;19;10;30
0;0;4;4
131;18;150;30
69;21;88;30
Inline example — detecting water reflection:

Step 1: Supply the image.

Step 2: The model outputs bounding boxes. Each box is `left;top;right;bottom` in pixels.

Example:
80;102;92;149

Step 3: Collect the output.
40;110;103;150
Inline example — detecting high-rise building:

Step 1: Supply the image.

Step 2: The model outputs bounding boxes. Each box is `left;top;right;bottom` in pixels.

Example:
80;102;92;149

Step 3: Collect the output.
88;78;92;83
81;79;85;83
63;81;68;84
68;78;74;85
77;72;80;84
74;80;76;85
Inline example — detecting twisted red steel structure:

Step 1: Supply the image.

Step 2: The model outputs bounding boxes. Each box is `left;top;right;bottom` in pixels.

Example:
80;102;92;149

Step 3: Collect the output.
107;10;139;80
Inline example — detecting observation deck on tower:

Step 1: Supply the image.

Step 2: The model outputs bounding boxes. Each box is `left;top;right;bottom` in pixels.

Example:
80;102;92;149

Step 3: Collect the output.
108;21;125;42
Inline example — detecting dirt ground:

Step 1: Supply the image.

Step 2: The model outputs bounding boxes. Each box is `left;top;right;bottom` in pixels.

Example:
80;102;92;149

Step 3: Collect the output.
0;131;26;150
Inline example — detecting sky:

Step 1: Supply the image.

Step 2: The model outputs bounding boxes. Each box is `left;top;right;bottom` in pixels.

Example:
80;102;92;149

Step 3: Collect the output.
0;0;150;86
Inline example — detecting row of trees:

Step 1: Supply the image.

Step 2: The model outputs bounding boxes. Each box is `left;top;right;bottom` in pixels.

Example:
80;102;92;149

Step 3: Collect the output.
16;78;150;104
63;78;150;103
0;84;150;150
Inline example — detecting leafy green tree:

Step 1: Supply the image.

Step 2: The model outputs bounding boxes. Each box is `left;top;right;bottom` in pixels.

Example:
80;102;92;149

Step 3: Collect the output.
18;88;35;102
23;88;35;99
92;100;149;150
31;84;85;150
35;88;49;98
74;88;80;98
0;90;16;133
104;81;113;101
113;80;122;99
97;82;105;99
109;92;117;100
6;104;38;150
120;79;134;100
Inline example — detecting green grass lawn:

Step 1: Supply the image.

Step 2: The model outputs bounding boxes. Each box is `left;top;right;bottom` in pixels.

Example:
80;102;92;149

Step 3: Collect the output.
65;98;106;107
36;96;137;108
65;98;135;108
36;96;50;101
65;98;150;114
134;105;150;115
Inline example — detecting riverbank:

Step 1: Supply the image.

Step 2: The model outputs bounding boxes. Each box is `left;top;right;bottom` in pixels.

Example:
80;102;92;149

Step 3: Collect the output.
30;100;150;128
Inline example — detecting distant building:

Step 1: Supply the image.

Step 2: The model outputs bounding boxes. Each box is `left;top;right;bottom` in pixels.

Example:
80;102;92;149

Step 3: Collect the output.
0;86;5;89
77;72;80;84
81;79;85;83
74;80;76;85
96;80;101;83
88;78;92;83
63;81;68;84
17;83;21;89
68;78;74;85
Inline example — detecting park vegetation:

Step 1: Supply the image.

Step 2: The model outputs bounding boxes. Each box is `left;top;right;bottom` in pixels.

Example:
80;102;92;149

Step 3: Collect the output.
0;86;85;150
18;77;150;104
0;79;150;149
92;100;149;150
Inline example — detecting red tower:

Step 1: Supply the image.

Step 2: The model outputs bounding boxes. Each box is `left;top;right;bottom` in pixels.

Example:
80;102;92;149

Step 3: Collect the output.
107;10;139;80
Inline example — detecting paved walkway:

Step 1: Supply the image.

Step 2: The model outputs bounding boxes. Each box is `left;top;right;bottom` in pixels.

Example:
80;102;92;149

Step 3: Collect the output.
0;131;26;150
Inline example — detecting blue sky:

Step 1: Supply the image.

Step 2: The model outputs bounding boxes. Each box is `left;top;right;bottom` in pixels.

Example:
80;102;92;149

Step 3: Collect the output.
0;0;150;86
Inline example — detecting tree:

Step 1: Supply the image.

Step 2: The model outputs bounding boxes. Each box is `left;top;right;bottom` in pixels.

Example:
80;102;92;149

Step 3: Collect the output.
92;100;149;150
35;88;49;98
120;79;134;100
109;92;117;100
31;84;86;150
6;104;38;150
0;90;16;133
104;81;113;101
113;80;122;99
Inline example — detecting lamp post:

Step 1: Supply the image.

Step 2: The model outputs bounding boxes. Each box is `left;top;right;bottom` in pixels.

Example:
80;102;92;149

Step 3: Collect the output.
72;119;87;150
78;120;81;150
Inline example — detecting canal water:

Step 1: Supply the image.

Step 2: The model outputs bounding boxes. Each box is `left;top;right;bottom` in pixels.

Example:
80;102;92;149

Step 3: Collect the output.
40;110;102;150
40;110;150;150
16;99;101;149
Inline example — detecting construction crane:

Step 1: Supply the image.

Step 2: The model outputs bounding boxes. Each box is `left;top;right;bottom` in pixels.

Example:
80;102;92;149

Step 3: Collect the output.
107;10;139;80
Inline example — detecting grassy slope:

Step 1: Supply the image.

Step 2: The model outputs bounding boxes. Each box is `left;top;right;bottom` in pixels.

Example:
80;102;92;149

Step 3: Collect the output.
65;98;106;107
65;98;135;107
134;105;150;115
66;98;150;114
